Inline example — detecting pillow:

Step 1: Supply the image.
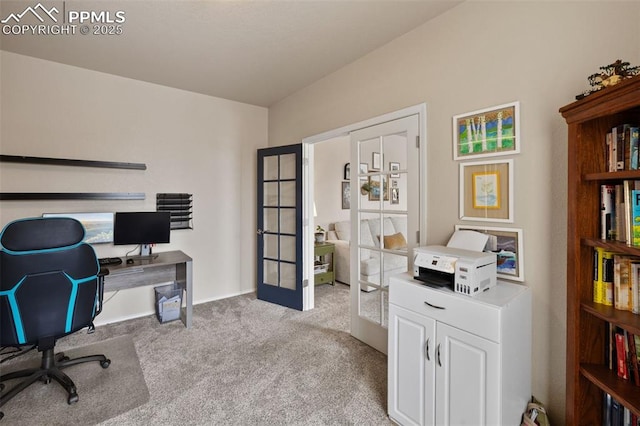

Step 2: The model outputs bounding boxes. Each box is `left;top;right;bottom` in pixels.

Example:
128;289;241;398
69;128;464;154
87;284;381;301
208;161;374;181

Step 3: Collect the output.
383;232;407;250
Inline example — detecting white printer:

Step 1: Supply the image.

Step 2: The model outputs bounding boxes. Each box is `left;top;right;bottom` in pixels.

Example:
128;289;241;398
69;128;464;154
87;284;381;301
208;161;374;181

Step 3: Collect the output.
413;245;497;297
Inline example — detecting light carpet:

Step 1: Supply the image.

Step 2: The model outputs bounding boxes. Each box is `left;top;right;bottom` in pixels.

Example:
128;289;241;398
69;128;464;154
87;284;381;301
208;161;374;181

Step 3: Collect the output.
1;335;149;425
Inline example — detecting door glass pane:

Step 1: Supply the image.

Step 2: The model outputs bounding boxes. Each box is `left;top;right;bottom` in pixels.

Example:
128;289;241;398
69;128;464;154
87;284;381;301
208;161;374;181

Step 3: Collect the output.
264;156;279;180
280;209;295;234
360;288;382;324
281;262;296;290
264;182;279;206
383;132;408;174
264;208;279;233
280;235;296;263
279;153;296;180
264;234;278;260
280;181;296;207
264;260;279;286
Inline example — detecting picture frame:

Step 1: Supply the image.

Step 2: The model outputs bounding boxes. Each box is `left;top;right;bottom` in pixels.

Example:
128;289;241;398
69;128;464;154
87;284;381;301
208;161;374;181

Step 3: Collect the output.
359;163;369;181
344;163;350;180
459;159;513;222
390;187;399;205
372;152;381;170
341;181;351;209
368;175;388;201
454;225;524;282
390;162;400;178
453;101;520;160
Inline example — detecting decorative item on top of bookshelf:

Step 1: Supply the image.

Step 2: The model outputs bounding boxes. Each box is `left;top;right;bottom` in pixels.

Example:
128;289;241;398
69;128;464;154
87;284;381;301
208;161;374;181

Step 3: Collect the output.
455;225;524;282
156;193;192;230
576;60;640;100
459;159;513;222
452;102;520;160
343;163;350;181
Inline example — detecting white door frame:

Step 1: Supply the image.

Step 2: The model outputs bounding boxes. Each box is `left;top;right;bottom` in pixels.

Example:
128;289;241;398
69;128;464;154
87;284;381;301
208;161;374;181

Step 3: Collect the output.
300;103;427;312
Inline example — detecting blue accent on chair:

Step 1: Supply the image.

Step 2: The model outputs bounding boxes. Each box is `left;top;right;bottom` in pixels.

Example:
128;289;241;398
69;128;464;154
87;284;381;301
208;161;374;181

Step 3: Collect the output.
0;217;110;418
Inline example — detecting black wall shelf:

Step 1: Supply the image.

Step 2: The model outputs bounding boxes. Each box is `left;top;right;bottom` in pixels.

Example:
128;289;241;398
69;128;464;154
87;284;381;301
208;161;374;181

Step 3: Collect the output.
0;193;145;201
0;154;146;170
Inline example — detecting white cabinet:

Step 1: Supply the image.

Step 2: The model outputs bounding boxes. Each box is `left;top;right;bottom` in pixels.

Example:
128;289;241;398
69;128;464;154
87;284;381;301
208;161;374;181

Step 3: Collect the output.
388;274;531;426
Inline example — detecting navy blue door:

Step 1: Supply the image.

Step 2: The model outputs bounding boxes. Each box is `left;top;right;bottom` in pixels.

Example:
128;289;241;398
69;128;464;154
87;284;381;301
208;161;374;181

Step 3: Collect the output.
257;144;303;310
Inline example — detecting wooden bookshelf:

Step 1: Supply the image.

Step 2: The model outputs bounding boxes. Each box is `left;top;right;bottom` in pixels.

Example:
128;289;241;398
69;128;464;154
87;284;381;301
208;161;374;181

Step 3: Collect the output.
560;76;640;425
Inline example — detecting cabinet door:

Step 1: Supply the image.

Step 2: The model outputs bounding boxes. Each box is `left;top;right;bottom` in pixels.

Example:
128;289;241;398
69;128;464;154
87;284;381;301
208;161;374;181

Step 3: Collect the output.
435;322;500;426
388;304;436;426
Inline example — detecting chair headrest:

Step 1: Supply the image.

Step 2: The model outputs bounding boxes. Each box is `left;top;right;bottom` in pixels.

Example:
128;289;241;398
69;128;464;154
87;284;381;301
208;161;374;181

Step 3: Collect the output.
0;217;85;252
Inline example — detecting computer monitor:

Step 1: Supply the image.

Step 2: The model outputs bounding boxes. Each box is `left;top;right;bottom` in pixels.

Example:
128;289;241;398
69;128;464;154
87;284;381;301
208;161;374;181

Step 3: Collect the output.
113;211;171;256
42;212;114;244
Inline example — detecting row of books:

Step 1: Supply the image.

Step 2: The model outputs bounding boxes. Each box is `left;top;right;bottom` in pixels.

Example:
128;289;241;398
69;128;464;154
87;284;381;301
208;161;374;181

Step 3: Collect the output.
600;181;640;245
602;325;640;425
605;124;640;172
603;393;639;426
593;248;640;312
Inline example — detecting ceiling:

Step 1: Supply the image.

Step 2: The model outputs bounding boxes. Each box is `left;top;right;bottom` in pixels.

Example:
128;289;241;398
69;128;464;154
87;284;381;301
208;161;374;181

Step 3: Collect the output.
0;1;461;107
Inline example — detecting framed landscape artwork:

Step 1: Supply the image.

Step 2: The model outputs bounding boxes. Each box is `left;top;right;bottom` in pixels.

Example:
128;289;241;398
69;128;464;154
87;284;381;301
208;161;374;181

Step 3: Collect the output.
453;101;520;160
459;159;513;222
454;225;524;281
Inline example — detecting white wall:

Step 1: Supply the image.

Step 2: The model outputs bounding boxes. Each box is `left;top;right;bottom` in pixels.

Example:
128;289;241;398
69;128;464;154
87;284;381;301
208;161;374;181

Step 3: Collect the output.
0;51;268;325
268;1;640;423
313;136;350;231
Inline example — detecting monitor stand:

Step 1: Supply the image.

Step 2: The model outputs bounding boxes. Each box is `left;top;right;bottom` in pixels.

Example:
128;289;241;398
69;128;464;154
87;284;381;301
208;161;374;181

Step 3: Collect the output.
137;244;159;260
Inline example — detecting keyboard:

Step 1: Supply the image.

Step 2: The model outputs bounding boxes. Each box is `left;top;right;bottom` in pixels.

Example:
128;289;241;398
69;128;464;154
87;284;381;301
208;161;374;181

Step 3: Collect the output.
98;257;122;266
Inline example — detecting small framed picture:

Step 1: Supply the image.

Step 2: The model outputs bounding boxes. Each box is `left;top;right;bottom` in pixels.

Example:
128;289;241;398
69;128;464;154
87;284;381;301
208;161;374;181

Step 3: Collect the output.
372;152;381;170
344;163;350;180
459;159;513;222
359;163;369;180
390;187;399;205
453;101;520;160
368;175;388;201
390;162;400;178
454;225;524;282
341;181;351;209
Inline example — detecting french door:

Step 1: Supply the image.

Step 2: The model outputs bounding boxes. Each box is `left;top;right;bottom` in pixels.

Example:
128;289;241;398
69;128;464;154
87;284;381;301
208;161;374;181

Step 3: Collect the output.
349;115;420;353
256;144;303;310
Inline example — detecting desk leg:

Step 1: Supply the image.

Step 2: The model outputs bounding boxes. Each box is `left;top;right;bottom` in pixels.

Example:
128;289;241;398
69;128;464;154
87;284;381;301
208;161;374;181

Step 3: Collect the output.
185;260;193;328
177;261;193;328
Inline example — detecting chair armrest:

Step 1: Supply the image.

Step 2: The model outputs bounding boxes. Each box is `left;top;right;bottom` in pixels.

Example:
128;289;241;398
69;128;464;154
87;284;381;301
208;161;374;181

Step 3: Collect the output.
95;268;109;316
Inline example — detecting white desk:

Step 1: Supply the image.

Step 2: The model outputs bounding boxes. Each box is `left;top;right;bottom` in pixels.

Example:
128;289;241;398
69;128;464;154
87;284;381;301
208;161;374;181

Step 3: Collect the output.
103;250;193;328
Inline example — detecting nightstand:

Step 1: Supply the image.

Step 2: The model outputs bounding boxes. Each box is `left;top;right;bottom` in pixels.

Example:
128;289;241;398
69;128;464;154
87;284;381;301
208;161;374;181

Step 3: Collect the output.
314;242;335;286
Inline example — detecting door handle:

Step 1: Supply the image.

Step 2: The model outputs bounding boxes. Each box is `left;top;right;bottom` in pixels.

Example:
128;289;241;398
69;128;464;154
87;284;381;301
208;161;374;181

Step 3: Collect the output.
257;229;270;235
424;301;445;310
436;344;442;367
424;338;430;361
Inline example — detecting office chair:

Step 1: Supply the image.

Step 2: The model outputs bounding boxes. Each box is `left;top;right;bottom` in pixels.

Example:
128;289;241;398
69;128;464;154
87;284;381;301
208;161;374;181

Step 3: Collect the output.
0;217;111;419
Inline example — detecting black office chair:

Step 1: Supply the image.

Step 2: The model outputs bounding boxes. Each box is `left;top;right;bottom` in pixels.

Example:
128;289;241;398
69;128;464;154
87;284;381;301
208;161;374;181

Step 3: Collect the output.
0;217;111;419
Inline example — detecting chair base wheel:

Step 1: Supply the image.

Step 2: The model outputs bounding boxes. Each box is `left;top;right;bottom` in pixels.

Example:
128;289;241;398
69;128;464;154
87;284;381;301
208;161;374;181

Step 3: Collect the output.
67;393;79;404
100;359;111;368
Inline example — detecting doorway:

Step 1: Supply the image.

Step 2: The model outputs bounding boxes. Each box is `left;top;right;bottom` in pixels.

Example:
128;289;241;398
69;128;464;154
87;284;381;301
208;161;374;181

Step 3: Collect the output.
303;104;426;353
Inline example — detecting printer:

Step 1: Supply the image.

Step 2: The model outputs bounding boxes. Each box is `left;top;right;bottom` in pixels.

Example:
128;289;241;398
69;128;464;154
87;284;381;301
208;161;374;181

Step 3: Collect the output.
413;245;497;297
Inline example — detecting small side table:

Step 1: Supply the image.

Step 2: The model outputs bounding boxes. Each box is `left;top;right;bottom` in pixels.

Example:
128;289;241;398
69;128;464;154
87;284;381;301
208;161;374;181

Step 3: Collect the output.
314;242;335;286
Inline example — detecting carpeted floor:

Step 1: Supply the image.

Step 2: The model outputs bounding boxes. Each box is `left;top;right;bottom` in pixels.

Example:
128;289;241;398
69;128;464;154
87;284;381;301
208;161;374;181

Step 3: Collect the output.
1;335;149;425
3;283;392;425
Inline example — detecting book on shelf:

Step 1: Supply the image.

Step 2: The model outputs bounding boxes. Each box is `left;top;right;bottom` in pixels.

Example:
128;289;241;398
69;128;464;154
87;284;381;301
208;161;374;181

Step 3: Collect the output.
627;331;640;386
602;184;615;240
614;255;633;311
599;181;640;245
604;124;639;171
616;331;629;380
